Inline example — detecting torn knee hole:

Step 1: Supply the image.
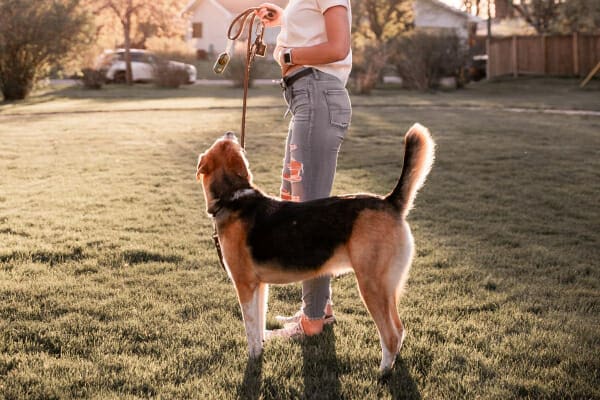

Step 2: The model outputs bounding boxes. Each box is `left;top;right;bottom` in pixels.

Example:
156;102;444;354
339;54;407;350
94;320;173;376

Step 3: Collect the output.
283;158;303;183
280;188;300;202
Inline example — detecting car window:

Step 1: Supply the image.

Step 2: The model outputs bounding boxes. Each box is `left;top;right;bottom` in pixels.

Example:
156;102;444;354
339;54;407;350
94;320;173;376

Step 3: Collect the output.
112;52;151;63
131;53;152;63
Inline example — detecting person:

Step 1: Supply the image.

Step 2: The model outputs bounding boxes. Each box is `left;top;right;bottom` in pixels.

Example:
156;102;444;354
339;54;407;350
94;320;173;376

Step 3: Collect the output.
256;0;352;338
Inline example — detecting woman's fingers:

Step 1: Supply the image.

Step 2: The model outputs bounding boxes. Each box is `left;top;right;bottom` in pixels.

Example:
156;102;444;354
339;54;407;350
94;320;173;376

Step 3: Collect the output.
255;3;282;26
256;8;275;20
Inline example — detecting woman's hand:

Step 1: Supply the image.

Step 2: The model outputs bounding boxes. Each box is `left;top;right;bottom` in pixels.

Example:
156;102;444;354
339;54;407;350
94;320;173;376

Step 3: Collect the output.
255;3;283;27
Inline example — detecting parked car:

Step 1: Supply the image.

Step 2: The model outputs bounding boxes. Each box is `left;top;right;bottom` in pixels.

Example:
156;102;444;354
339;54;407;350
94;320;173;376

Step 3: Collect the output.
97;49;197;84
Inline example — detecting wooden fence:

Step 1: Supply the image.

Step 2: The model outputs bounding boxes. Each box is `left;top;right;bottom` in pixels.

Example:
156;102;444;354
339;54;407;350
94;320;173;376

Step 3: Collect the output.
486;33;600;79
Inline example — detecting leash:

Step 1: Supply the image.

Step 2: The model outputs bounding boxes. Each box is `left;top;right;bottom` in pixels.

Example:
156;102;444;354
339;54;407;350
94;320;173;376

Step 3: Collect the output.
212;223;226;271
210;7;271;271
213;6;271;148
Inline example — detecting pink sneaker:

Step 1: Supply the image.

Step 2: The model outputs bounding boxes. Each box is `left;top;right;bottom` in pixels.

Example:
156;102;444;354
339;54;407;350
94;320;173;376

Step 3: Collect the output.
264;320;306;341
274;302;336;325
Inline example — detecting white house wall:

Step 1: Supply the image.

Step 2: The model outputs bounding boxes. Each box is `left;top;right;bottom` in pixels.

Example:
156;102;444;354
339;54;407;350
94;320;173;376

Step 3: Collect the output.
414;0;469;38
188;0;231;54
187;0;281;57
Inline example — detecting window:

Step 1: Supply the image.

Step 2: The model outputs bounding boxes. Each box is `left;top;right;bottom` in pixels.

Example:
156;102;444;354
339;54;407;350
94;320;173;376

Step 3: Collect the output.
130;53;147;63
192;22;203;38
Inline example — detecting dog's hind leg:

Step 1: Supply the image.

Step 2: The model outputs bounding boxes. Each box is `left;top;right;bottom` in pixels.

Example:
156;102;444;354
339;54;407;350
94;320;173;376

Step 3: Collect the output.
236;281;264;358
355;275;403;371
389;230;414;356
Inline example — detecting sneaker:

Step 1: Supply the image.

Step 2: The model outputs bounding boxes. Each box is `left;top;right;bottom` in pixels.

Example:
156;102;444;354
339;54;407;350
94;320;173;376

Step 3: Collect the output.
264;320;305;341
275;311;336;325
274;301;336;325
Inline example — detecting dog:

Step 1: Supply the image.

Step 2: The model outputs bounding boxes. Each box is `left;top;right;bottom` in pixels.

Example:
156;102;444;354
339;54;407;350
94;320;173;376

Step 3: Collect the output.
196;124;435;370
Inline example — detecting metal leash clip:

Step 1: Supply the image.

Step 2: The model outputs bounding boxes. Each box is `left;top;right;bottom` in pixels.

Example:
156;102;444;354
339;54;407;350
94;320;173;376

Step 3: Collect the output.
213;39;234;74
253;24;267;58
254;40;267;58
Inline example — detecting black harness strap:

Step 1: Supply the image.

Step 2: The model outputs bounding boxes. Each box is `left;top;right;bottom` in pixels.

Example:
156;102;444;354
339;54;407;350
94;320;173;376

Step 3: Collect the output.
212;221;226;271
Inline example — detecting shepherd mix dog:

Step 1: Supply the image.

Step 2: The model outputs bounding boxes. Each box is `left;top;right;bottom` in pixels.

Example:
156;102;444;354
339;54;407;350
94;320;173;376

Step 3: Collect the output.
196;123;435;370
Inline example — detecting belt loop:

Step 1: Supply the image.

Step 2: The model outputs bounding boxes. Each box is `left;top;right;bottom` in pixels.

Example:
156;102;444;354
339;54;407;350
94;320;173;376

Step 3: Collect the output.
312;68;320;80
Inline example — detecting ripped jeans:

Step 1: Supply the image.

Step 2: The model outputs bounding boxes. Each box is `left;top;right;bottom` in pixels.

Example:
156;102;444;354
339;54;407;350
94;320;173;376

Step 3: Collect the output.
280;68;352;320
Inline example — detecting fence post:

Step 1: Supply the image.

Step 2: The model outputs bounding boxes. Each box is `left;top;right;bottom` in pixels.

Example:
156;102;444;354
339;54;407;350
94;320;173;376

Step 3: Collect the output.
573;32;580;76
486;38;491;80
541;35;547;75
512;35;518;77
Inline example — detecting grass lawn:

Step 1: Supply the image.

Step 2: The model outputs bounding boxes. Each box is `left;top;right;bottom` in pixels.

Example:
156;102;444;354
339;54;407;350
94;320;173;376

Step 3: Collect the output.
0;78;599;399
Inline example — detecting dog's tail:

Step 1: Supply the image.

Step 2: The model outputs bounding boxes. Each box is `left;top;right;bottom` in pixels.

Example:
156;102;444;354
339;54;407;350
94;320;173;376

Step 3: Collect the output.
385;123;435;218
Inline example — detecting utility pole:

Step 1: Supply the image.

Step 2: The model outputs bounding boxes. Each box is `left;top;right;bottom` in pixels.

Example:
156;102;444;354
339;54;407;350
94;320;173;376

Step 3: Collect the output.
487;0;492;39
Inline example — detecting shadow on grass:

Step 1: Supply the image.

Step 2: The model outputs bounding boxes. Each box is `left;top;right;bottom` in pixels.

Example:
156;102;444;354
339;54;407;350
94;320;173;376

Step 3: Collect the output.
237;355;263;400
236;327;341;399
379;357;421;400
301;326;341;399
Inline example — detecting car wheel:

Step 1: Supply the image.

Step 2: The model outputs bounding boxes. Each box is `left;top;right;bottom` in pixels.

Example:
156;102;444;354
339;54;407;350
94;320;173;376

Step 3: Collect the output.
113;71;126;84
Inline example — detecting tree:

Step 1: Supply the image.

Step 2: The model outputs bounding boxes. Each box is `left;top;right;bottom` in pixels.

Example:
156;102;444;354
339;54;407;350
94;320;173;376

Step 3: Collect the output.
511;0;562;33
351;0;413;94
463;0;484;16
91;0;185;85
0;0;91;100
553;0;600;33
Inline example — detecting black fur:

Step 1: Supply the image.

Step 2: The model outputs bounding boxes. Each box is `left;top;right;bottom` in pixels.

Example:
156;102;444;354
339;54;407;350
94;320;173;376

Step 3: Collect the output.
386;132;420;208
220;190;398;270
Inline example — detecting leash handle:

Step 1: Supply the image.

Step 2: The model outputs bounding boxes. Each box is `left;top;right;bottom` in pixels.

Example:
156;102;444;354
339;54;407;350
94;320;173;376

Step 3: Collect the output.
223;7;270;149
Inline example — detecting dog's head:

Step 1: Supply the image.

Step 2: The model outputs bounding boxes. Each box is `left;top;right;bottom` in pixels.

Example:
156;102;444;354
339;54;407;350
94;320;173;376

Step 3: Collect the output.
196;132;253;214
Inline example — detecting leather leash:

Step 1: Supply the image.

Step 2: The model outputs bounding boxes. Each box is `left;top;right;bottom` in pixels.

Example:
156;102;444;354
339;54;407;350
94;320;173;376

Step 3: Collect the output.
214;6;271;148
211;7;271;271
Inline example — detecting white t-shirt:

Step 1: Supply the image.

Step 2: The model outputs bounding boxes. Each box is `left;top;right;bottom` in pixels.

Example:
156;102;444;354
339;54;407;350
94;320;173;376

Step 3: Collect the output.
276;0;352;85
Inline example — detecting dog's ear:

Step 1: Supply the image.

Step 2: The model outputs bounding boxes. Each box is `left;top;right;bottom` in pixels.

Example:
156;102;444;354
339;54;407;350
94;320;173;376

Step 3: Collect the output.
196;153;212;180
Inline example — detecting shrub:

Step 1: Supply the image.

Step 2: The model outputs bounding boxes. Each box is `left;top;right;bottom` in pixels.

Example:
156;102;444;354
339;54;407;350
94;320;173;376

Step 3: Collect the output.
350;41;388;95
392;31;468;90
153;61;189;88
81;68;105;89
145;36;196;64
223;53;267;88
0;0;91;101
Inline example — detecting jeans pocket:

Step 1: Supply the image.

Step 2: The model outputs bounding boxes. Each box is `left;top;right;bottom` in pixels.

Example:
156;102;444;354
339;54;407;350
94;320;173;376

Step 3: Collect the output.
291;88;311;121
324;89;351;129
283;88;290;106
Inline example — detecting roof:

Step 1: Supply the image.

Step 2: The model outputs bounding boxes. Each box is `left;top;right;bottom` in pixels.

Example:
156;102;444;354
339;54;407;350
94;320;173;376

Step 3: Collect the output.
182;0;287;16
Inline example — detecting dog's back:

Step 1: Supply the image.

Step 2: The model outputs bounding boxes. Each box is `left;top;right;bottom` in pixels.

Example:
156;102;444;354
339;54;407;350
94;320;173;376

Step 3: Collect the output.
227;123;435;275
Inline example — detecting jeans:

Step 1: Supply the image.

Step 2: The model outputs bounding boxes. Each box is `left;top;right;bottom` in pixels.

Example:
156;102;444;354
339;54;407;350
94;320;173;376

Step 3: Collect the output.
280;68;352;319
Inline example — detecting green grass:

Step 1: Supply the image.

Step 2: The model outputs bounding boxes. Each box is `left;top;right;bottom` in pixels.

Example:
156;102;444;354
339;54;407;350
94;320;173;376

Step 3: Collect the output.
0;78;599;399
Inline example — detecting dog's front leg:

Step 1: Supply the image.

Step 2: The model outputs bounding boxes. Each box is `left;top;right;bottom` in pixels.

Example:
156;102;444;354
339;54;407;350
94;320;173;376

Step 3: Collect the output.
237;281;267;358
257;282;268;344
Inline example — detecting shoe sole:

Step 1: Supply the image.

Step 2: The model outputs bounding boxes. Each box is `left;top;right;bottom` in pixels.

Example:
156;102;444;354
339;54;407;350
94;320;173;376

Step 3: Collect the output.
275;314;336;325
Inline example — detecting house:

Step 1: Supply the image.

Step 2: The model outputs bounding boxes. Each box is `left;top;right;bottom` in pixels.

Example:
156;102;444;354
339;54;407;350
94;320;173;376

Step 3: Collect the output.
413;0;481;42
181;0;287;59
182;0;481;58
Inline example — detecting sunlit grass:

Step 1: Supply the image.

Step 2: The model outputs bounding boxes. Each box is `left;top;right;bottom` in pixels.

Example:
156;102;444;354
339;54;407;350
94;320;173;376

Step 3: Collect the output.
0;79;598;399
